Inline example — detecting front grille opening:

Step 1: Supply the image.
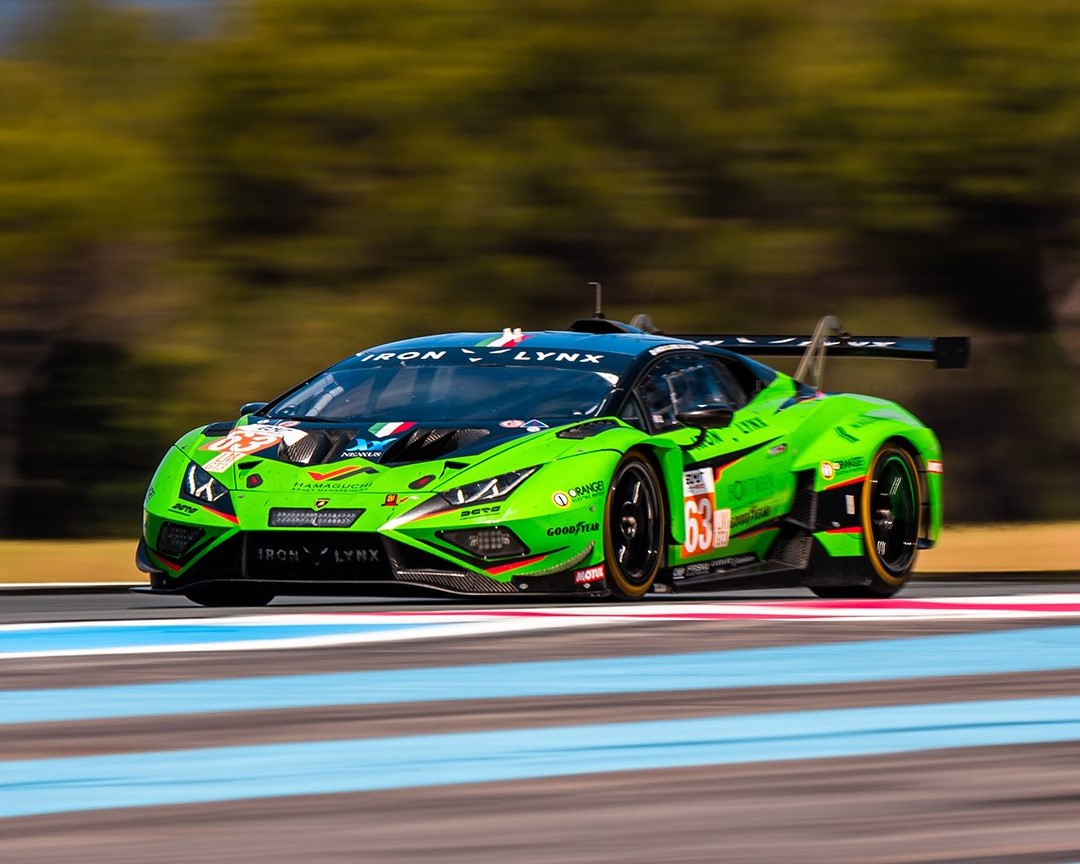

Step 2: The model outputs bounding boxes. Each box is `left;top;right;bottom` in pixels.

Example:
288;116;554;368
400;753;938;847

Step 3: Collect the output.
268;508;364;528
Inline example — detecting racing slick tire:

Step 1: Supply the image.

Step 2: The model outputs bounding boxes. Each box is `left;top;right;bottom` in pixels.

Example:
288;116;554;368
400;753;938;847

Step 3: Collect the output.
604;452;666;600
184;584;275;607
810;444;922;599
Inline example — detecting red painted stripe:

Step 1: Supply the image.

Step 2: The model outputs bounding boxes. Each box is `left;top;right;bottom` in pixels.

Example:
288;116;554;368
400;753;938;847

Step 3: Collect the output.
485;554;547;576
307;466;363;481
149;552;182;572
824;474;867;491
824;526;863;535
202;506;239;524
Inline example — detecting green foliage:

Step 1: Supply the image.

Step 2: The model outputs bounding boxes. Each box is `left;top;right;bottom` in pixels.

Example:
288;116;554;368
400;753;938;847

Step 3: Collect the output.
1;0;1078;535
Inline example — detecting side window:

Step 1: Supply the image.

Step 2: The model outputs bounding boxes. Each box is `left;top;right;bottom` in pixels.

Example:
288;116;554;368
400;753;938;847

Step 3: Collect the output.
637;360;680;429
618;396;648;431
635;355;747;431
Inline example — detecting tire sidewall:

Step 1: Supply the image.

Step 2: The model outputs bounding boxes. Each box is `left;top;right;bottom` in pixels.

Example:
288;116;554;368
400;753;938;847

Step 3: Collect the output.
861;445;921;588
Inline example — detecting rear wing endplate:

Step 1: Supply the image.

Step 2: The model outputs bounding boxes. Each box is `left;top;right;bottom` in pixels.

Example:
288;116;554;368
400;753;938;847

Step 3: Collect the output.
672;315;969;389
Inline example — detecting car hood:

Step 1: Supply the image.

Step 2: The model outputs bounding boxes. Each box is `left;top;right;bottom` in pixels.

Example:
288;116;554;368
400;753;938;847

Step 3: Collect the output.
181;417;614;494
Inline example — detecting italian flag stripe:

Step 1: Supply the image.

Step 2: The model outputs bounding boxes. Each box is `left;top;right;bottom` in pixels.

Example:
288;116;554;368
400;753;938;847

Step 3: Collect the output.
478;332;528;348
370;421;415;438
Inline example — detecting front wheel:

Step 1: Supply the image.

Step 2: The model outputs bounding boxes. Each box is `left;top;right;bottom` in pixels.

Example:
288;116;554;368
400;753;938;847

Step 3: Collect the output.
604;453;666;600
810;445;922;598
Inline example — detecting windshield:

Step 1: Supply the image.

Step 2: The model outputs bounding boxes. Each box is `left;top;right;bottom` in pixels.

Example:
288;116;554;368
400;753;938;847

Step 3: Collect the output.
266;364;618;424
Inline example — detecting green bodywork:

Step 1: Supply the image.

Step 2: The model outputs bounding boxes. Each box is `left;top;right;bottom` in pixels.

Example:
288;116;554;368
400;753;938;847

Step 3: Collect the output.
142;370;943;594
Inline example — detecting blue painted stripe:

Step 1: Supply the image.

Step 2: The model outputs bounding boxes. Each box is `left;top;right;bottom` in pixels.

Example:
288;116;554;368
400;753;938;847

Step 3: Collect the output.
0;621;430;653
1;696;1078;819
3;625;1080;726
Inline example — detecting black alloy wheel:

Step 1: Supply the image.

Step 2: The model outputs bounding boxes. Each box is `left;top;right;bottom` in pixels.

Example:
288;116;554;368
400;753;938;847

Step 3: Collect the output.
604;454;666;599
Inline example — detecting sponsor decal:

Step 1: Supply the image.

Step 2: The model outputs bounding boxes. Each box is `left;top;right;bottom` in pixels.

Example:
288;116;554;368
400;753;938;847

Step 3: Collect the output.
834;425;858;443
504;350;603;365
927;460;944;474
203;424;307;455
734;416;767;434
291;481;373;493
500;419;525;428
546;521;600;537
314;498;330;509
648;343;698;356
255;546;380;565
767;443;787;457
552;492;570;508
821;456;865;481
369;421;415;439
568;480;605;500
204;450;243;473
383;494;399;507
460;504;502;518
574;564;605;585
524;419;548;432
341;437;402;459
145;487;155;502
836;455;865;473
306;466;373;482
726;473;774;502
169;502;198;516
731;504;771;530
357;350;449;363
681;468;731;557
356;348;604;366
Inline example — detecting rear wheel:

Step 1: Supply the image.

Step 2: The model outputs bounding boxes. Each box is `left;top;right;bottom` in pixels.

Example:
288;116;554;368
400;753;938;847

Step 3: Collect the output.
184;584;275;607
604;453;666;600
810;444;921;598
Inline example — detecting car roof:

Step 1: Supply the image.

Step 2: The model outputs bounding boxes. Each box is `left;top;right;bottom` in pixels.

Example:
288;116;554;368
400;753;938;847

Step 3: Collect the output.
358;329;697;358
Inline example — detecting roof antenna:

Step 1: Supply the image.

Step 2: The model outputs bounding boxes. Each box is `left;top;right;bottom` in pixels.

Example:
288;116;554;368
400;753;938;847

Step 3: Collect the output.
588;281;604;318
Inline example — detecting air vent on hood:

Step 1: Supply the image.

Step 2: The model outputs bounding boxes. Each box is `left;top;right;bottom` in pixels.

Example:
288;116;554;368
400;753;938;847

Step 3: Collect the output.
203;421;235;437
277;429;358;465
380;428;489;464
556;420;619;439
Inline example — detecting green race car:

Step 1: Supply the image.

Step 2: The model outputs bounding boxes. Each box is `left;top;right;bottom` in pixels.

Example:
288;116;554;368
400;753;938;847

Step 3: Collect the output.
136;314;968;606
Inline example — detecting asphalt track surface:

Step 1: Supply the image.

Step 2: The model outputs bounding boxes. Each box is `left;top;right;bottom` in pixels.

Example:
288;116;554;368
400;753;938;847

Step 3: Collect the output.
3;578;1080;863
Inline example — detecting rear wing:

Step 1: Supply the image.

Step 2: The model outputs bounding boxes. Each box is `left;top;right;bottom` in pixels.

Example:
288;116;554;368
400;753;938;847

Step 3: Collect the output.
670;315;970;389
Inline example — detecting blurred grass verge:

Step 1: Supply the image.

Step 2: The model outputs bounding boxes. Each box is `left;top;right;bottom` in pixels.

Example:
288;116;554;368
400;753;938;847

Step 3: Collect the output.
0;525;1076;585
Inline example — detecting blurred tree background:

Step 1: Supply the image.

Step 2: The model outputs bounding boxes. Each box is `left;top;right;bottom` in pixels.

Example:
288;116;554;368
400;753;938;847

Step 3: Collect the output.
1;0;1078;537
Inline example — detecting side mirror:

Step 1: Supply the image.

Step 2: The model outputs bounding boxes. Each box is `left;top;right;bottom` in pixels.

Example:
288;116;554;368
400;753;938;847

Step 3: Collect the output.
239;401;268;417
676;405;734;430
676;405;734;449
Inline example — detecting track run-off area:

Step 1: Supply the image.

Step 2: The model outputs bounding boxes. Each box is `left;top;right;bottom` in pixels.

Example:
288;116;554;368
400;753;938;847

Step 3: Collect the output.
3;582;1080;863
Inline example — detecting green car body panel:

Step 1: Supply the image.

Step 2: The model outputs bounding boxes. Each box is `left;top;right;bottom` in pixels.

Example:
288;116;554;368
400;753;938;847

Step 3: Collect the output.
137;319;962;604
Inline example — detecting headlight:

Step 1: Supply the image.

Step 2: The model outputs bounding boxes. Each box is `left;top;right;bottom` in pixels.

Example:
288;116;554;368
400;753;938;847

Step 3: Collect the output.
180;462;230;504
439;467;538;507
392;466;539;525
